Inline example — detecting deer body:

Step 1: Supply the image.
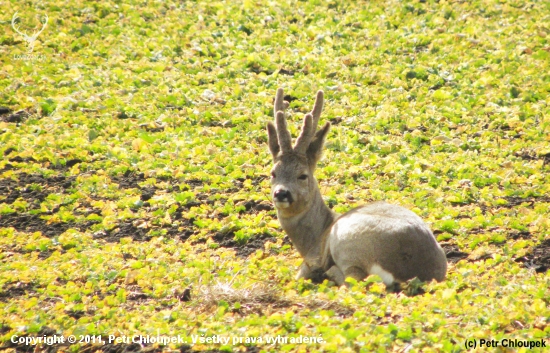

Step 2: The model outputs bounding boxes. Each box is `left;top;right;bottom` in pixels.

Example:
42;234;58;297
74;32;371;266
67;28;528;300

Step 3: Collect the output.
267;88;447;286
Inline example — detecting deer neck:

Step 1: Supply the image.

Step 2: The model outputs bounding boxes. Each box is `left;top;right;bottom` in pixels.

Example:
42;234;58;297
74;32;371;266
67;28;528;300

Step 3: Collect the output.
277;181;338;263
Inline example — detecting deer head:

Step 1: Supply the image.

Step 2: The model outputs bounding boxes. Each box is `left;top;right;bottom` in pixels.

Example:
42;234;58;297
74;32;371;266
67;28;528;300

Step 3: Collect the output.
266;88;331;218
12;12;49;53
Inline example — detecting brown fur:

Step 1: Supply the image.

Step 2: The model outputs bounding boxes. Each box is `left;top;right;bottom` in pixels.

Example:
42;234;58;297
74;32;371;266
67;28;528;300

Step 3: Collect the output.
267;88;447;286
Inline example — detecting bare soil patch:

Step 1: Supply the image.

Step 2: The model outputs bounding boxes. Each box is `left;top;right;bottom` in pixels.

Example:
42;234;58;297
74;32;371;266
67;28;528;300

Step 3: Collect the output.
0;108;33;123
212;231;280;257
515;151;550;166
442;244;469;264
111;170;147;189
515;238;550;273
0;212;97;238
0;173;75;208
0;281;37;302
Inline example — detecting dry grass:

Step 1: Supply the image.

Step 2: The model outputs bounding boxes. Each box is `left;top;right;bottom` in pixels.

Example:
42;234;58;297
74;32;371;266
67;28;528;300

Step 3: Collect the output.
195;280;353;317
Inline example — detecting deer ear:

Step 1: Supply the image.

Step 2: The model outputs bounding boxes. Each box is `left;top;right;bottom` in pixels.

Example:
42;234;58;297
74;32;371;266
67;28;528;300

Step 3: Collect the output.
267;122;280;160
306;122;330;168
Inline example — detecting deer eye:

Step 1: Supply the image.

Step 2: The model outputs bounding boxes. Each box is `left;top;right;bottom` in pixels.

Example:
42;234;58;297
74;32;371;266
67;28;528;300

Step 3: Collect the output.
298;174;308;180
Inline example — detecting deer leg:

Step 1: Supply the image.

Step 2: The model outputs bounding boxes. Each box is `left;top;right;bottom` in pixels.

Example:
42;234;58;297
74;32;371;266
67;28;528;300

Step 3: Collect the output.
344;266;368;283
327;265;369;287
295;261;313;280
326;265;368;287
325;265;345;286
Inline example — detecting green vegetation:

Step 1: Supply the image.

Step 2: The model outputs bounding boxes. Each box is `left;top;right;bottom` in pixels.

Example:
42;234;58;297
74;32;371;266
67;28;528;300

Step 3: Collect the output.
1;0;549;352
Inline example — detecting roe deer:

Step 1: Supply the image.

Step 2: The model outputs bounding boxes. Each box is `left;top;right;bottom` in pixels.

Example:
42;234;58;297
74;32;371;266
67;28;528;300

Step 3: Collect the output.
267;88;447;287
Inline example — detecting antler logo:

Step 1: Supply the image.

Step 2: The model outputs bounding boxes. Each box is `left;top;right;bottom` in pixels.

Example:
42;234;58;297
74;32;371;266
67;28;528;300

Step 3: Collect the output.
11;12;48;53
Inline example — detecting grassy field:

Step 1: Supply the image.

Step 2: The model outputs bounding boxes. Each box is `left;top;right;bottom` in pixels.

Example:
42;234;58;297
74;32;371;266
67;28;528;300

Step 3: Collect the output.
1;0;549;352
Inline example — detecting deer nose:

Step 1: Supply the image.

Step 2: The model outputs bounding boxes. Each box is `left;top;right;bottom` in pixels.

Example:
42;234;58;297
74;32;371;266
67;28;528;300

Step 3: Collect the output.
274;189;290;202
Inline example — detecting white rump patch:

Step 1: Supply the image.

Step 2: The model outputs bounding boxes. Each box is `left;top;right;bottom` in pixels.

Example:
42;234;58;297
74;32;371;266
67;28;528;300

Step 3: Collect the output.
369;264;394;285
274;201;290;209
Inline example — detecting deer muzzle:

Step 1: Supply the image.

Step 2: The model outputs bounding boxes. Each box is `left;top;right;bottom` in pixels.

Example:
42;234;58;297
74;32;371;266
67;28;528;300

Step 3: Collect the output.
273;188;292;209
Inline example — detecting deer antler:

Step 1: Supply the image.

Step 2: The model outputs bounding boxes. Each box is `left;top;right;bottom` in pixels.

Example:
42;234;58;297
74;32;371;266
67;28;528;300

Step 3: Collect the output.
11;12;48;53
273;88;292;153
11;12;26;39
33;14;49;38
267;88;326;157
294;91;324;154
